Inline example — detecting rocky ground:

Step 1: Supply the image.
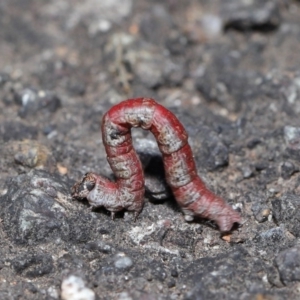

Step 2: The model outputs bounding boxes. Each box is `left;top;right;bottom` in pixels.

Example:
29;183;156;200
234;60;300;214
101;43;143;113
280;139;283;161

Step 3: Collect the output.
1;0;300;299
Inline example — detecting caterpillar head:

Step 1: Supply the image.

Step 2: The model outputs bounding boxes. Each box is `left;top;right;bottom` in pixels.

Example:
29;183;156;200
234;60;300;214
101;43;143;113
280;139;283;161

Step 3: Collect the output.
71;172;96;200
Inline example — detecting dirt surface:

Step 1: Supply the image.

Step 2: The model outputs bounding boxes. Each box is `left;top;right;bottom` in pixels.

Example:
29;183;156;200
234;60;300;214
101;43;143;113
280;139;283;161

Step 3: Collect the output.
1;0;300;299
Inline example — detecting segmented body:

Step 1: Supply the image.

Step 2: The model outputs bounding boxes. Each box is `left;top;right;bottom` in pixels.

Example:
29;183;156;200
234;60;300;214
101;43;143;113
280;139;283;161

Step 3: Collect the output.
72;98;241;232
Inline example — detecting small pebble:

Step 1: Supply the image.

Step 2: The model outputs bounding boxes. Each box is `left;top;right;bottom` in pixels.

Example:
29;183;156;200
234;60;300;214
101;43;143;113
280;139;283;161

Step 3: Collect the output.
241;165;254;179
170;269;178;278
284;126;300;150
281;161;298;179
275;246;300;285
167;279;176;288
61;275;95;300
114;254;133;270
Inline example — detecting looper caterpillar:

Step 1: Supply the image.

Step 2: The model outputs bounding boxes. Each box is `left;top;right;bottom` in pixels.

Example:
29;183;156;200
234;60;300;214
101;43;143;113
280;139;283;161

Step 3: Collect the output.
71;98;241;232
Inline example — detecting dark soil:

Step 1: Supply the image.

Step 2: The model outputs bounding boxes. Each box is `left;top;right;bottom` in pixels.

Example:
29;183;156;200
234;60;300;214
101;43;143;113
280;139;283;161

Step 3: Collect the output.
1;0;300;299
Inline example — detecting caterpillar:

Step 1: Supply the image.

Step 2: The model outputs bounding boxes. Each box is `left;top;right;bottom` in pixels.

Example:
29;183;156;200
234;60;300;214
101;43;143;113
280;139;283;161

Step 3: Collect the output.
71;98;241;232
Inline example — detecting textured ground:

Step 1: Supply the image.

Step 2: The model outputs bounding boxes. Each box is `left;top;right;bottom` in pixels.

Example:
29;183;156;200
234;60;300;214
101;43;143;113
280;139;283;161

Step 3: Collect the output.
1;0;300;299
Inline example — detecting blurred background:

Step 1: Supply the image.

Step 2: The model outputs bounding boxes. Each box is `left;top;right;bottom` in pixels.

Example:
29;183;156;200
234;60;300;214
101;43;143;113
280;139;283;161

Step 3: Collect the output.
1;1;300;299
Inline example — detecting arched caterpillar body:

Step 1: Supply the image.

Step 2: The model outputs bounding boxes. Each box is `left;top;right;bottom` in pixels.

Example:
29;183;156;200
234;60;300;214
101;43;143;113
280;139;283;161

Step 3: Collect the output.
71;98;241;232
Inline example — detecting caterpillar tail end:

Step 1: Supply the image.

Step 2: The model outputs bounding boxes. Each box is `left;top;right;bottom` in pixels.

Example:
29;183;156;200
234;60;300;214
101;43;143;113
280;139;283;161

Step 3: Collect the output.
216;207;242;233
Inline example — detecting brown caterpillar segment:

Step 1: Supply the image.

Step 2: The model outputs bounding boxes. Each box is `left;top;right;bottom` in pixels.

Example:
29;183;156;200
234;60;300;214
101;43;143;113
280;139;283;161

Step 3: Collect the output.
163;144;198;188
107;149;142;180
103;118;131;148
71;98;241;231
188;191;242;232
151;105;188;154
123;99;155;129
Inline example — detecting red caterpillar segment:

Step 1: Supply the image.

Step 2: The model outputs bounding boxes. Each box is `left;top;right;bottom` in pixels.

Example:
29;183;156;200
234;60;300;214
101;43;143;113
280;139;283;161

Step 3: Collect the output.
72;98;241;231
172;179;241;231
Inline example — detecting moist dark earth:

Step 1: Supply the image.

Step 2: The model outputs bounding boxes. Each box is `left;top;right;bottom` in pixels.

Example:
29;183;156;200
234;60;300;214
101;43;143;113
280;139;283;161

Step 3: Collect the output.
1;0;300;299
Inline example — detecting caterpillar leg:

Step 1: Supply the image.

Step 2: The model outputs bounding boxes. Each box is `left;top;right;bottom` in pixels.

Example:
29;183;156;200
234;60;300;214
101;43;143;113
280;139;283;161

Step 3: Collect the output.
111;211;116;220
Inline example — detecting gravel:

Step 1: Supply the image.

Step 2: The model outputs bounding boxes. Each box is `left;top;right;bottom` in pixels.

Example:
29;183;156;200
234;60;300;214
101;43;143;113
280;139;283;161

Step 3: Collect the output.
1;0;300;299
